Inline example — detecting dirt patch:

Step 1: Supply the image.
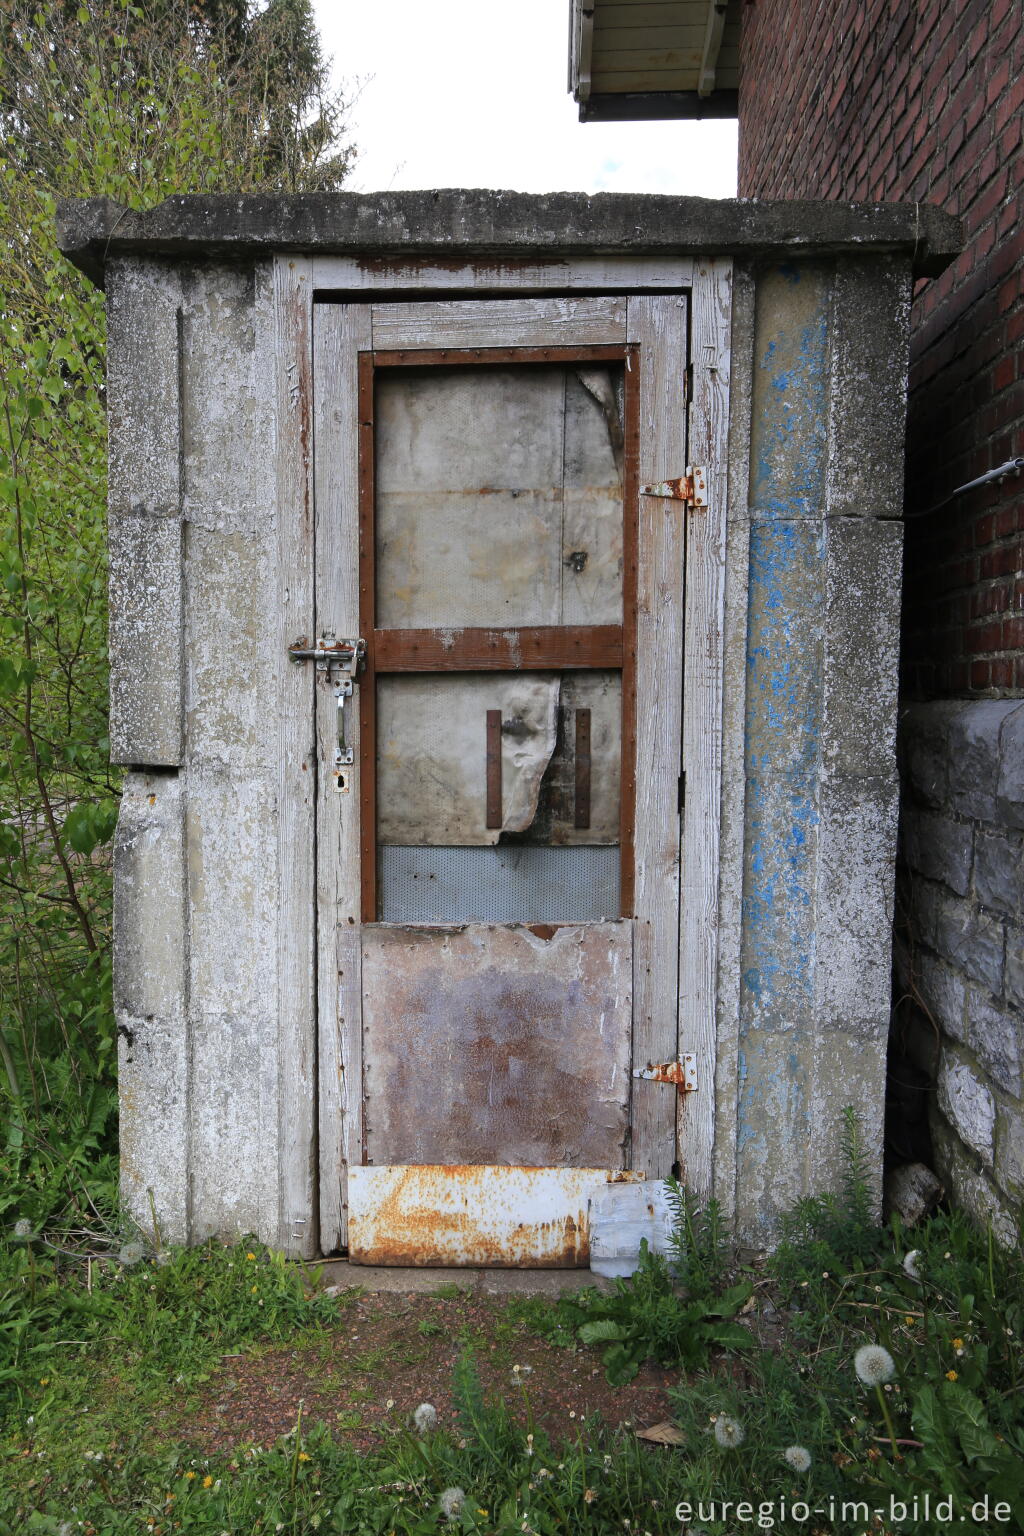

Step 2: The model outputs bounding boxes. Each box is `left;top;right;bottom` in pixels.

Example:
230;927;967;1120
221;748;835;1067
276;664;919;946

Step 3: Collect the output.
156;1290;678;1456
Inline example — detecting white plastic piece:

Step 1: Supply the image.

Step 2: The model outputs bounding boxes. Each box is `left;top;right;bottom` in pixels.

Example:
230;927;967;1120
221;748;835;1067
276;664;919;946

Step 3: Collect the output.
589;1179;675;1278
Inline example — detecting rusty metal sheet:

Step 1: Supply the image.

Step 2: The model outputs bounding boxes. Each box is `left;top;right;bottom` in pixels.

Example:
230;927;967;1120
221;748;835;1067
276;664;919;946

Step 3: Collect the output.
348;1164;643;1267
361;922;632;1167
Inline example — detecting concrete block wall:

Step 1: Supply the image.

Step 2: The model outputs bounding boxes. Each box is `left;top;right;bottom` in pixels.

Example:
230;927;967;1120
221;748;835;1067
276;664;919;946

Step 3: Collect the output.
896;699;1024;1242
108;256;301;1251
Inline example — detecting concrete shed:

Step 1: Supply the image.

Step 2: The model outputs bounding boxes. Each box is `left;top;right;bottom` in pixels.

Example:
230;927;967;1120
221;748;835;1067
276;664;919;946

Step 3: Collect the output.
58;191;960;1264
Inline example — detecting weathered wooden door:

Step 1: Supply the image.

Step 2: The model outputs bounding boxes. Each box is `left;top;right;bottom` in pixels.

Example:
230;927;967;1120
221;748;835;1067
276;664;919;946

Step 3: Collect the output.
313;294;691;1264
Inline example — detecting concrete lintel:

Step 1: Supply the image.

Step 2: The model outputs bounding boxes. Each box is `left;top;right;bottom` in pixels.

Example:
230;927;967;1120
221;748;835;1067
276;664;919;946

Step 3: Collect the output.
57;191;962;289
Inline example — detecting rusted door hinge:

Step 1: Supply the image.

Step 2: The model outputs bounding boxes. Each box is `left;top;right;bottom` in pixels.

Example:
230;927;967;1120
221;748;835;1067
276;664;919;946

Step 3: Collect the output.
632;1054;697;1095
640;467;707;509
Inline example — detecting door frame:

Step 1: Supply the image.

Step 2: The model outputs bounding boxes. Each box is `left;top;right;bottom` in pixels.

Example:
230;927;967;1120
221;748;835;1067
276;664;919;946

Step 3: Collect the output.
298;258;731;1254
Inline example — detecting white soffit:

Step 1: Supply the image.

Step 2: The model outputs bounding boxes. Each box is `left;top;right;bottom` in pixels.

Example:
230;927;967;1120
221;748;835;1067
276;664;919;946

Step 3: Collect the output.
570;0;741;120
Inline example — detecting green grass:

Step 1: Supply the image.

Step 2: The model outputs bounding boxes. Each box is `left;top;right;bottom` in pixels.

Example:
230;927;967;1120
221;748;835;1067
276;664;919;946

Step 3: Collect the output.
3;1110;1023;1534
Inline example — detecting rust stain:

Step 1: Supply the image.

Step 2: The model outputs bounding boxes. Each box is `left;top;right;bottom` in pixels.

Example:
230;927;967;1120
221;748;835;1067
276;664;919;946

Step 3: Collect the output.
642;474;694;502
348;1165;642;1268
634;1057;698;1096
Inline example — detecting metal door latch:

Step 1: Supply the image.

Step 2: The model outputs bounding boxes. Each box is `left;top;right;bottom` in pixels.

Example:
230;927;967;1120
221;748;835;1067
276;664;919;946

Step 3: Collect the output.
641;467;707;509
632;1055;698;1095
288;637;365;792
287;636;366;675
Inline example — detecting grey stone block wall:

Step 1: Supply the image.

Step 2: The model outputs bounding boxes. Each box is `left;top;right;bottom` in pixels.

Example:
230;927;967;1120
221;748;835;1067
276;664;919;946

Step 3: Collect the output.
897;700;1024;1244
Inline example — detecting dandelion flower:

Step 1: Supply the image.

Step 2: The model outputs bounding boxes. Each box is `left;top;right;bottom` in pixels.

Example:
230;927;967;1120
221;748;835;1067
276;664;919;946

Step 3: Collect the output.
902;1250;923;1281
946;1370;958;1382
713;1414;745;1449
853;1344;895;1386
203;1475;213;1489
782;1445;812;1472
413;1402;438;1434
439;1487;465;1519
952;1337;964;1350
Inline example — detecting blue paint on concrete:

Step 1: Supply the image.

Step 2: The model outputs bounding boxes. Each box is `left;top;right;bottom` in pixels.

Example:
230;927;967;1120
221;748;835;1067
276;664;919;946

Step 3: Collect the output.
736;1042;810;1155
738;265;830;1173
742;517;823;1015
750;269;828;520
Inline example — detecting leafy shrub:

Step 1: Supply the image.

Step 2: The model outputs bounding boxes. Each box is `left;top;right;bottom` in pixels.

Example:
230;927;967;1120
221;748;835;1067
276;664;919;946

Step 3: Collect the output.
543;1186;752;1385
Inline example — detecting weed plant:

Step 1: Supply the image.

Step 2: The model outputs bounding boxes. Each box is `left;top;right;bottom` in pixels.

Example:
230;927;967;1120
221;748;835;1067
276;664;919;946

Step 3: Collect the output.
538;1177;751;1385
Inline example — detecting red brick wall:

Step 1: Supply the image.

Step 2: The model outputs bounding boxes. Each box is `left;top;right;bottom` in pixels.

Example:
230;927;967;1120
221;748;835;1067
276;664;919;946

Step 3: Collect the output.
738;0;1024;696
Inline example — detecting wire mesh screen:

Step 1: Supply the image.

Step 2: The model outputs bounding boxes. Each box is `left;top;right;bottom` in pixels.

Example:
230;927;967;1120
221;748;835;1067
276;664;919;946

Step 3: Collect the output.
378;845;621;924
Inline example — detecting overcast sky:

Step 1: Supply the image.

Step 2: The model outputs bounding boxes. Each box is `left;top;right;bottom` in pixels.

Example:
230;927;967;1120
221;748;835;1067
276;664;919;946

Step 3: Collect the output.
311;0;738;199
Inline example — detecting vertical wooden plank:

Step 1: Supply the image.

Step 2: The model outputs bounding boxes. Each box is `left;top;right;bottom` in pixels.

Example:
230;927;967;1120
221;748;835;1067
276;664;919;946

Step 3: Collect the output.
679;260;732;1203
618;343;641;917
357;353;378;924
485;710;503;828
314;302;372;1252
274;255;317;1257
574;708;592;829
627;296;688;1180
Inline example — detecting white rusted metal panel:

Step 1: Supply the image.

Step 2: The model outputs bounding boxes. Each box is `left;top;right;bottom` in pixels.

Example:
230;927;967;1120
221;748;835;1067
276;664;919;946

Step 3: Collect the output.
348;1165;644;1267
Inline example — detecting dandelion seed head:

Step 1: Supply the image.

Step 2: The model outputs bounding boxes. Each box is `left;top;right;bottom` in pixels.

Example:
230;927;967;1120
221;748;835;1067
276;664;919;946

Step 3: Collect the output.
902;1250;923;1281
783;1444;812;1472
713;1413;745;1448
413;1402;438;1434
439;1488;465;1519
13;1219;33;1239
854;1344;895;1386
119;1241;145;1267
